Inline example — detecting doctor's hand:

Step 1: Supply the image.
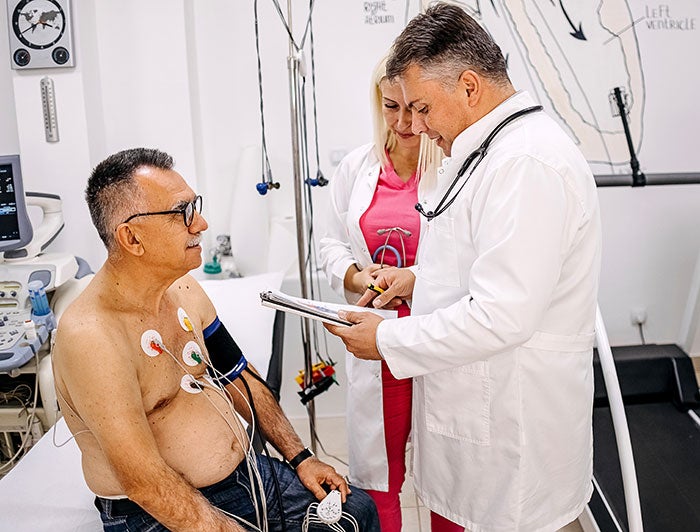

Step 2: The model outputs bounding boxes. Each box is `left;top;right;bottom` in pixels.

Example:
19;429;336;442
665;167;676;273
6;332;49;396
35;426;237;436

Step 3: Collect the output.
324;311;384;360
357;267;416;309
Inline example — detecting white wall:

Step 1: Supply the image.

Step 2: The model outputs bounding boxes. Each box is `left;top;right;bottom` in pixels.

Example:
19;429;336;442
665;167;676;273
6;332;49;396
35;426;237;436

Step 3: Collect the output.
598;186;700;348
0;1;698;417
0;5;18;155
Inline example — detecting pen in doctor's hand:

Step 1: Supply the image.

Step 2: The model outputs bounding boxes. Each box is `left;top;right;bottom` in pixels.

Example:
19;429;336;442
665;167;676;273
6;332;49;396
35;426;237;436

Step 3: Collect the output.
363;283;403;310
367;283;385;295
357;284;382;307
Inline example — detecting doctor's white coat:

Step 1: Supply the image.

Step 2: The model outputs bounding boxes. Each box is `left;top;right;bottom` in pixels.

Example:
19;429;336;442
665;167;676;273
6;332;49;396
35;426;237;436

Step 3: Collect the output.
377;92;602;532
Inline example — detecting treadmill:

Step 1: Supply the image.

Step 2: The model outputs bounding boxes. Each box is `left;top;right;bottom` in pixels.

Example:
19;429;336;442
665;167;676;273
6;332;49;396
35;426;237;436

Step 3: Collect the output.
590;342;700;531
590;87;700;530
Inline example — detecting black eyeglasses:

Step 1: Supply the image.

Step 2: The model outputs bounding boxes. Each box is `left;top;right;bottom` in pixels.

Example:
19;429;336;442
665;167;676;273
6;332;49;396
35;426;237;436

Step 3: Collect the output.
122;195;203;227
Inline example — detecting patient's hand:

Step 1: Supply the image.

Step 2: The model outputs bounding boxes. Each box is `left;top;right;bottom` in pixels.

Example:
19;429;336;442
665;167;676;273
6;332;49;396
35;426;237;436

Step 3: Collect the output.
296;457;351;503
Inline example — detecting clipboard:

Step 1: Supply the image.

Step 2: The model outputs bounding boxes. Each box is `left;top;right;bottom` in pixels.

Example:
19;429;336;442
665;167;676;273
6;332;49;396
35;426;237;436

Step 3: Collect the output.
260;290;353;327
259;290;398;327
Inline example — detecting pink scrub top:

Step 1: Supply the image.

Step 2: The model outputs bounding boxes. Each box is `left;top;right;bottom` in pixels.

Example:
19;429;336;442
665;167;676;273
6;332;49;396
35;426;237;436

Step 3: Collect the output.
359;157;420;318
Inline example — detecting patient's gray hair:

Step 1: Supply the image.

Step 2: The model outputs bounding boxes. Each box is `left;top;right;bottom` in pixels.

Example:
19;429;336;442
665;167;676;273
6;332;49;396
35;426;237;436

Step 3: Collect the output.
86;148;173;251
387;3;510;89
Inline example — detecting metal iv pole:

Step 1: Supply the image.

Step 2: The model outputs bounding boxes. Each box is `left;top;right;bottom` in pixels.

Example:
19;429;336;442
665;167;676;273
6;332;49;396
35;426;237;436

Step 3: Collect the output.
286;0;317;453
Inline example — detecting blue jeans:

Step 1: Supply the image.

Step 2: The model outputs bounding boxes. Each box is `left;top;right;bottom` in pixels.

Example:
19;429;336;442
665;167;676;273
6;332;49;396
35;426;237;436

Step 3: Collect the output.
96;454;379;531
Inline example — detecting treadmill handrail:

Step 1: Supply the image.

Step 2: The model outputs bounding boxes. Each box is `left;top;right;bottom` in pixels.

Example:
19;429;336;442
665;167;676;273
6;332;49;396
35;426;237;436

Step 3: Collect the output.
595;306;644;532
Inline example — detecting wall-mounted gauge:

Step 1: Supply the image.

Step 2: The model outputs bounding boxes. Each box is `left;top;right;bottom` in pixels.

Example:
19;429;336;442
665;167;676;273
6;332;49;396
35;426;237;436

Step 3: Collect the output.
6;0;75;69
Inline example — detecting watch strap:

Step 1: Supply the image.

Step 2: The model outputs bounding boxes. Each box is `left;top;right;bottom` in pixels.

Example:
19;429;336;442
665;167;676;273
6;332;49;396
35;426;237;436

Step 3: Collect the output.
288;447;314;469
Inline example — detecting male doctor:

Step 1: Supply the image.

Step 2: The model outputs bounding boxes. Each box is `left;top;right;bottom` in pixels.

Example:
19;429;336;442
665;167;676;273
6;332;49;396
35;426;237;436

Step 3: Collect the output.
325;4;602;532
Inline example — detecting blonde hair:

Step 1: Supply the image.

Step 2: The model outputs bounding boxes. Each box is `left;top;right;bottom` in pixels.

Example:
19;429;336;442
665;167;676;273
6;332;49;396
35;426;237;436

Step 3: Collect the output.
369;52;443;184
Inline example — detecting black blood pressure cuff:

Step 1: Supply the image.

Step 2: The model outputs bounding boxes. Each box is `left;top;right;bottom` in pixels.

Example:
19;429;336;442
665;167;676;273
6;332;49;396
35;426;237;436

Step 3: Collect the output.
203;317;247;385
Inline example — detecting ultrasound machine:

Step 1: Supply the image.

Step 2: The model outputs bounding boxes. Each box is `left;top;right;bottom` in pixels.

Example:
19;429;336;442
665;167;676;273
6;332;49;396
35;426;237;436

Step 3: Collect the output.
0;154;78;375
0;154;83;467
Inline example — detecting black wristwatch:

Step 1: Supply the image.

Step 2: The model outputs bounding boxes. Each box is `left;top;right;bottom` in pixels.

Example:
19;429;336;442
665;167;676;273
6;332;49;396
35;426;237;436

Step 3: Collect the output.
289;447;314;469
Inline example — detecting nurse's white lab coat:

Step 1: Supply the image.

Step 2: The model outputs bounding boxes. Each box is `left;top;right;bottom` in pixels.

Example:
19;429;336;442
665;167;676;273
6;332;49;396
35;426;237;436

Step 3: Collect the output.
319;143;425;491
377;92;602;532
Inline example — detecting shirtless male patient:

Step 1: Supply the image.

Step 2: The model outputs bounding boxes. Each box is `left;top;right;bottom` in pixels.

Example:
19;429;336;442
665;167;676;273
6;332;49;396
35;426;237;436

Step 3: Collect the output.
52;148;378;531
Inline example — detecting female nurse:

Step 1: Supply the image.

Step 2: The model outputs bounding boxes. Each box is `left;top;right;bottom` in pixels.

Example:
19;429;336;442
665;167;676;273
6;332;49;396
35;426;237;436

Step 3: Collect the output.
319;54;443;531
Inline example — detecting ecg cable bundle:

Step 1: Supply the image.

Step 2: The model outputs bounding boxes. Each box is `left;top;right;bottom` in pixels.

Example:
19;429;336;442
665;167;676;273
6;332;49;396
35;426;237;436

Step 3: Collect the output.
255;0;338;411
253;0;278;196
142;321;269;531
0;363;40;476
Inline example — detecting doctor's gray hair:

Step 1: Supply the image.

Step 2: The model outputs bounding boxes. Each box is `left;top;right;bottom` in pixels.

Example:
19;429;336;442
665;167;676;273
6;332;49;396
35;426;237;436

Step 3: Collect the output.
387;3;509;88
86;148;173;251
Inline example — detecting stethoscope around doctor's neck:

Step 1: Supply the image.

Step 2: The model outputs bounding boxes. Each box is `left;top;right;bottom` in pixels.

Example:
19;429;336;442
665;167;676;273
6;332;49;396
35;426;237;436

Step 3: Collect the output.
415;105;543;221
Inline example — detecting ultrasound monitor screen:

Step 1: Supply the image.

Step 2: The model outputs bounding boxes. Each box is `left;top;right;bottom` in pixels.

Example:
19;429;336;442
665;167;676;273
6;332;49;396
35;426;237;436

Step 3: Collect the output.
0;164;19;242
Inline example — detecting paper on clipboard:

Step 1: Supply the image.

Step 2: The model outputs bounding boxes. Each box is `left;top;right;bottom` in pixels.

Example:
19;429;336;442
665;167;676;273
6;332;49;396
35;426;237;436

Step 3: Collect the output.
259;290;397;327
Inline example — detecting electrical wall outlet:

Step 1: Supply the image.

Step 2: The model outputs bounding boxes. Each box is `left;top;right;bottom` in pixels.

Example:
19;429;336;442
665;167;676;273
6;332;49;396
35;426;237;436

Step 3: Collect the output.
630;307;648;326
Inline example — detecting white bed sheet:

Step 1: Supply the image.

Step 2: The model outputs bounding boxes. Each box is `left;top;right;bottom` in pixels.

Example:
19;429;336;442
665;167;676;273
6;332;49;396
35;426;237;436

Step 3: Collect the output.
0;272;284;531
0;418;101;531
